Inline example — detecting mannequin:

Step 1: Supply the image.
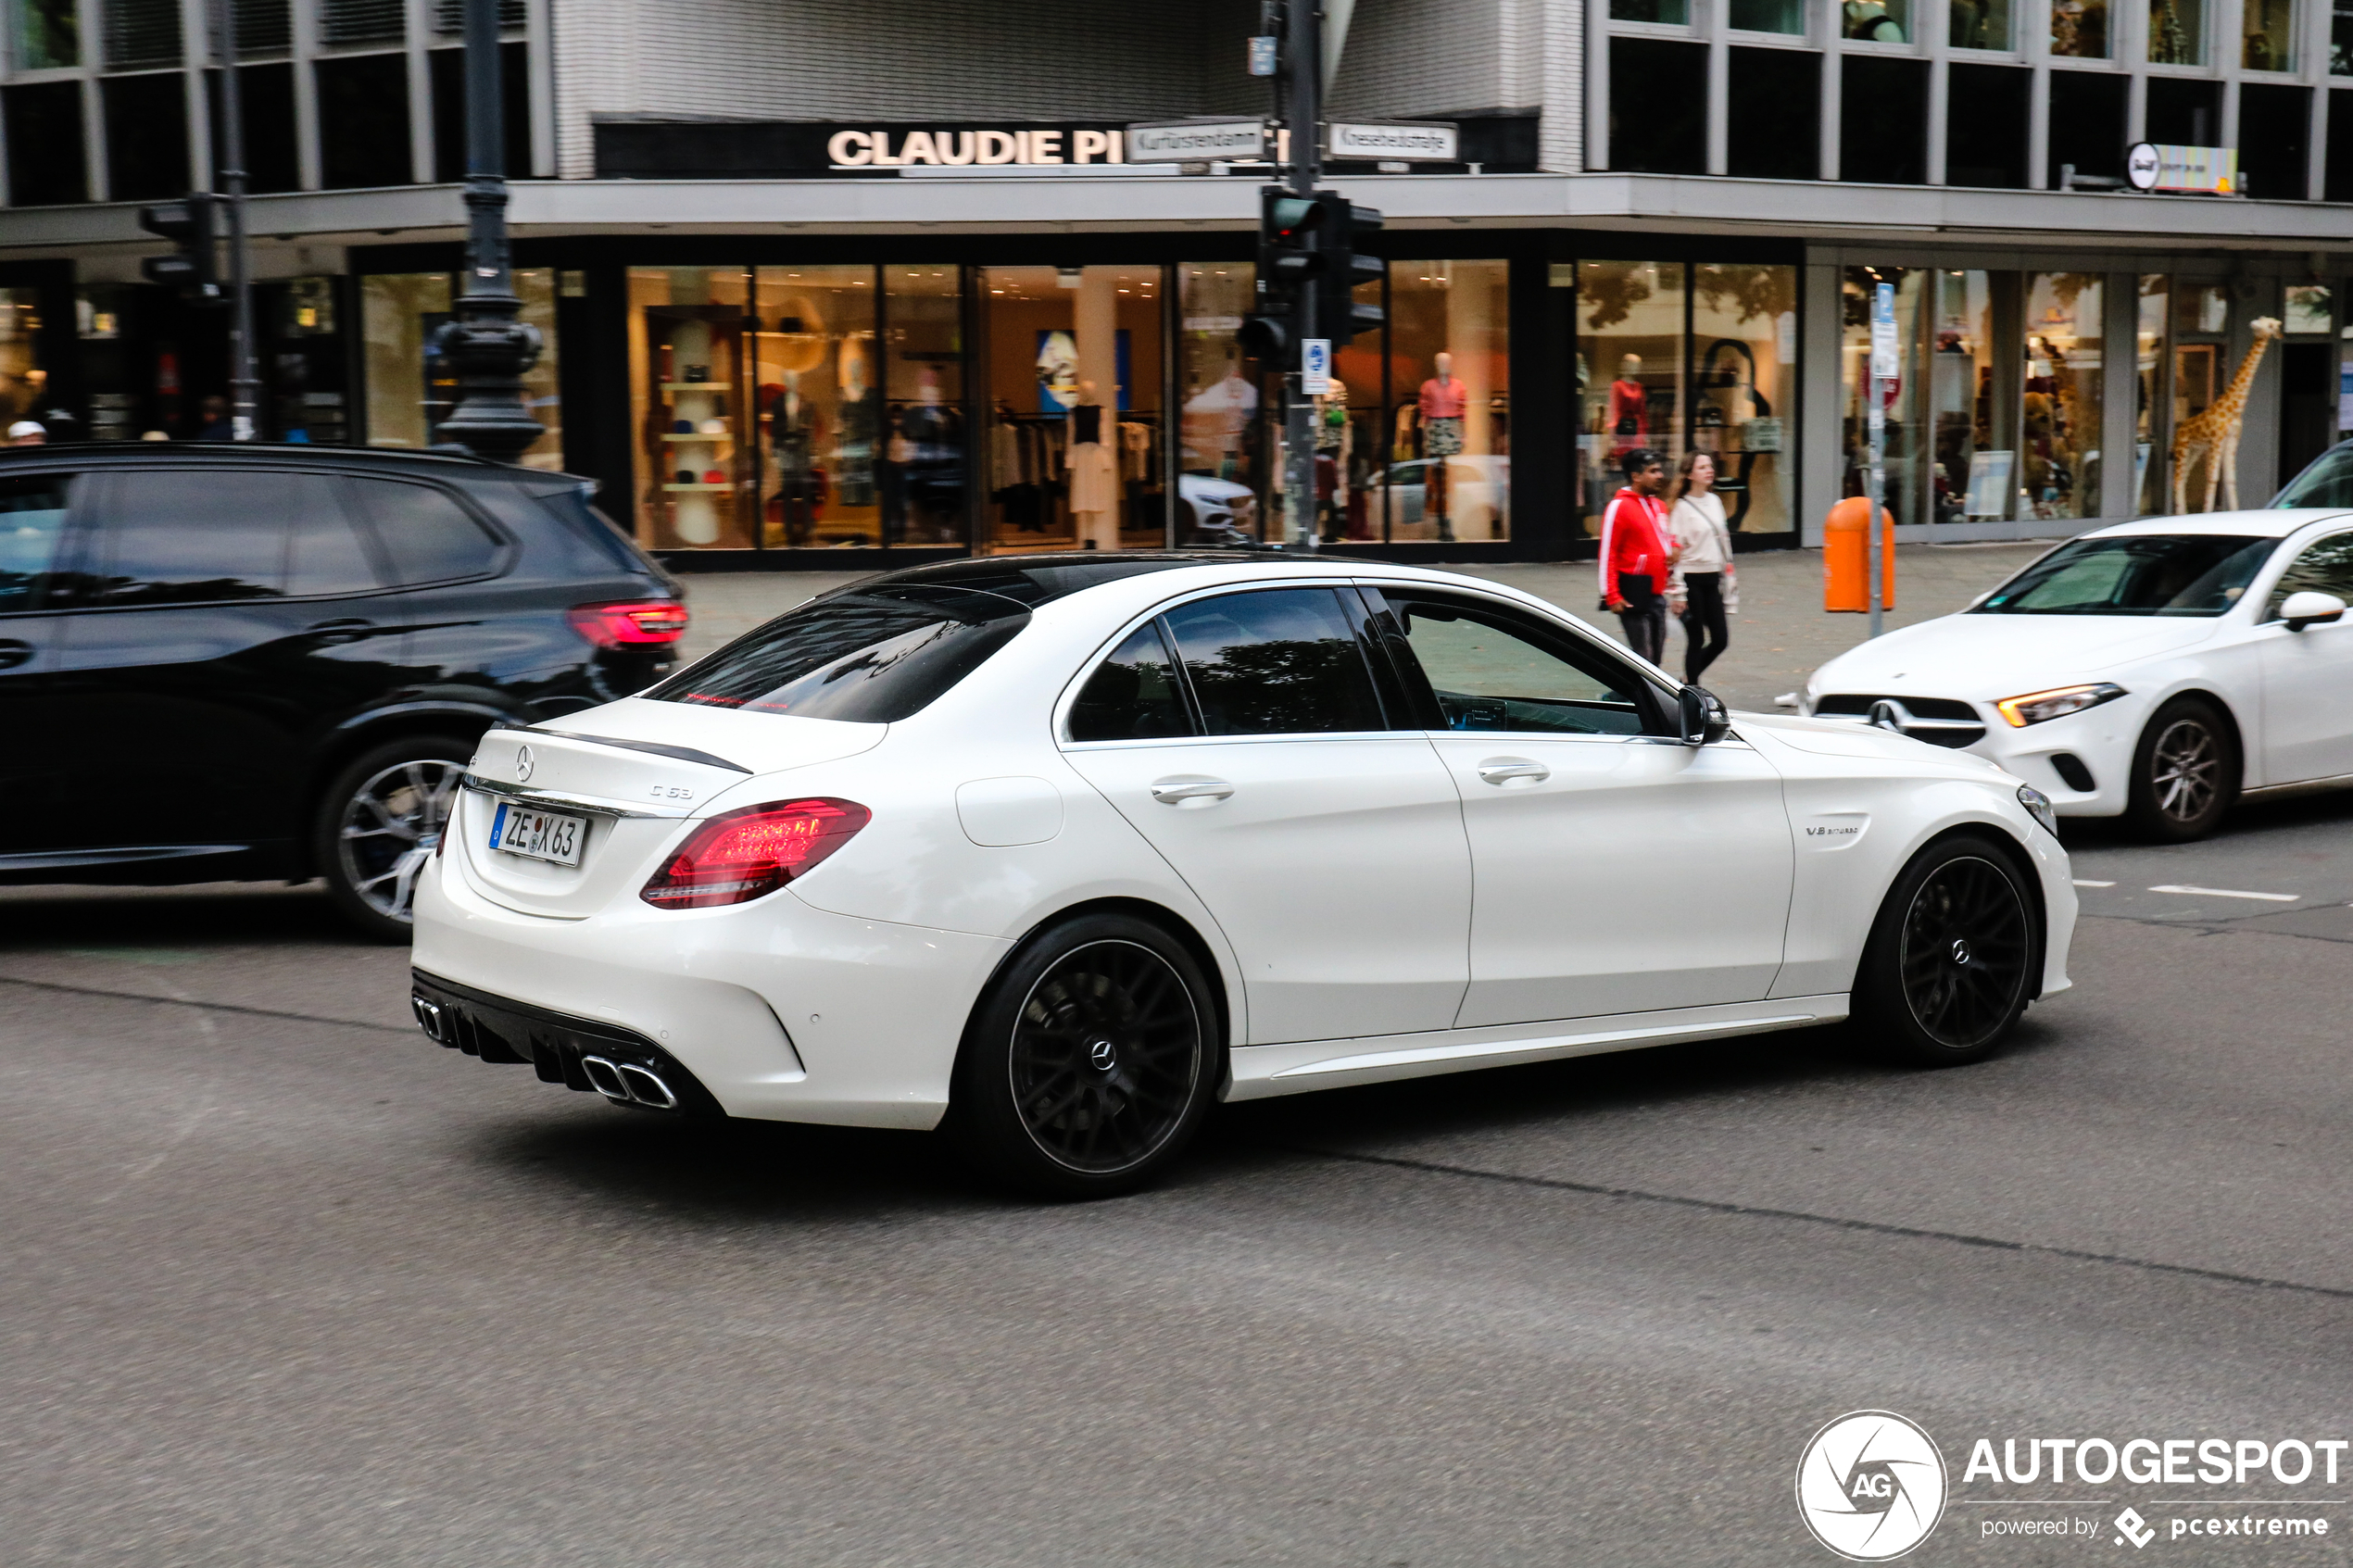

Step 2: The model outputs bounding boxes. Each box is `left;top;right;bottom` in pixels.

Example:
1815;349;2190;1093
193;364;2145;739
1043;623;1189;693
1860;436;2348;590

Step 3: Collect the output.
1419;351;1467;543
1607;355;1647;450
1314;376;1351;540
1066;378;1120;550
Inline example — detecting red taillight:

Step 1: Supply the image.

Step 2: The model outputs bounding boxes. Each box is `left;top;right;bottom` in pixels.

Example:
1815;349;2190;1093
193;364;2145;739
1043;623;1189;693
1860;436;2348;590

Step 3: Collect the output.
570;599;689;648
640;798;871;909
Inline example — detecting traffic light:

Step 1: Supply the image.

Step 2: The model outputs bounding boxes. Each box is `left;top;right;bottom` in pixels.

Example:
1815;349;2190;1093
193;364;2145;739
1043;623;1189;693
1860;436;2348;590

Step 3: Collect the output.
1315;194;1385;346
139;195;224;306
1238;186;1325;363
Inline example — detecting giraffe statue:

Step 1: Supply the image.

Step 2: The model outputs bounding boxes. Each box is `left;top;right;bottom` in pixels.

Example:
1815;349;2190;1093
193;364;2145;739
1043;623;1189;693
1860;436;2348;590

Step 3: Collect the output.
2170;317;2282;516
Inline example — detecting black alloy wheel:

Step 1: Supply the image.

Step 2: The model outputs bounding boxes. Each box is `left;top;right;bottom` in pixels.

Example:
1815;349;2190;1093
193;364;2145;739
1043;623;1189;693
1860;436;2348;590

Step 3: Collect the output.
1854;835;2037;1067
2126;696;2237;843
950;913;1216;1198
316;734;474;943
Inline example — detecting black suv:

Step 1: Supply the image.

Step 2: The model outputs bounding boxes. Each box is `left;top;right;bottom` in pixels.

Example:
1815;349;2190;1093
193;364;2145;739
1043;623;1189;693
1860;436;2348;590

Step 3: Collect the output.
0;445;686;937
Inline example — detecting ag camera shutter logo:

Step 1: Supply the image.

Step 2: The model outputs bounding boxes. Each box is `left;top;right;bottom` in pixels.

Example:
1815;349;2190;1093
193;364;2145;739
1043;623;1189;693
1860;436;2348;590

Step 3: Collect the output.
1797;1411;1948;1561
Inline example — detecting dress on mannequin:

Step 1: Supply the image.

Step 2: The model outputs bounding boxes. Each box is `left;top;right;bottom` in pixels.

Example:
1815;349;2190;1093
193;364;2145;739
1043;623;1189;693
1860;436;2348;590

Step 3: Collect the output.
1066;384;1120;550
1607;356;1647;452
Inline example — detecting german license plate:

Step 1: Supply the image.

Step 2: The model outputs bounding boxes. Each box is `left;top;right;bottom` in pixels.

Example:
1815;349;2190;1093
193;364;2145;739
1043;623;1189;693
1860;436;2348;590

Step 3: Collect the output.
488;801;587;867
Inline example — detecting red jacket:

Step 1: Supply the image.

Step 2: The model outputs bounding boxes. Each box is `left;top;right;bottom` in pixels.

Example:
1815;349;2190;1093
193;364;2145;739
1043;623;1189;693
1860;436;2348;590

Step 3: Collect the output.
1599;488;1670;603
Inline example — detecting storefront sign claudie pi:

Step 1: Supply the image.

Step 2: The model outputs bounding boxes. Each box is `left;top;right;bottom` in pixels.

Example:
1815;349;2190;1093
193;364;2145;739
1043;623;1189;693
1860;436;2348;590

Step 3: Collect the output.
2125;142;2239;194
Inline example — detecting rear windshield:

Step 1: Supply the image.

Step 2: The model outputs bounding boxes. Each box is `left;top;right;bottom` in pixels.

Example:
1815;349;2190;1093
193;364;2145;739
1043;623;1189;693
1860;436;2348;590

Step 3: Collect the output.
1969;534;2277;617
647;583;1027;722
2273;443;2353;508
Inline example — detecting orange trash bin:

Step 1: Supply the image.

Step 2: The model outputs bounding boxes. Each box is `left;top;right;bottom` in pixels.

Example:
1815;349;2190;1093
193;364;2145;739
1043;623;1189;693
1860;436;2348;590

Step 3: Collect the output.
1823;496;1895;612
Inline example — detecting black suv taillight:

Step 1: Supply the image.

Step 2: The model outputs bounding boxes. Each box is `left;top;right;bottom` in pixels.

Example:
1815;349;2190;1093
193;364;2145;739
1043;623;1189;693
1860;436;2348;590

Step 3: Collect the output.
570;599;688;648
640;798;871;909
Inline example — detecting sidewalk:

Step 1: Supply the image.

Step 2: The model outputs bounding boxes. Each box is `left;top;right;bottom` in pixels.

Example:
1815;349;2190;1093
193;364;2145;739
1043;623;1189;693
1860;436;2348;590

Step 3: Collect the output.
670;542;2059;716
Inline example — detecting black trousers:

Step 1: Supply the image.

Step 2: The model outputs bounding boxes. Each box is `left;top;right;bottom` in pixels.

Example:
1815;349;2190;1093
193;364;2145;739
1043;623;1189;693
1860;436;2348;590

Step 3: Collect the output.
1680;571;1730;684
1616;573;1667;666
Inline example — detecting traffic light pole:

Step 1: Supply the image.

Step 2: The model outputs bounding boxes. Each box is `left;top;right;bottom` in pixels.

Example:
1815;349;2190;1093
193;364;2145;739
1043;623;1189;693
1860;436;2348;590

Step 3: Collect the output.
433;0;544;463
1280;0;1320;549
207;0;258;440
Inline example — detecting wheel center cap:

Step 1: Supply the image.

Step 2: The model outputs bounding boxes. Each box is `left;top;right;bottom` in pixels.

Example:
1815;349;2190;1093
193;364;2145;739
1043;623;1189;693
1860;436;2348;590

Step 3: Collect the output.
1088;1037;1118;1072
1951;938;1973;965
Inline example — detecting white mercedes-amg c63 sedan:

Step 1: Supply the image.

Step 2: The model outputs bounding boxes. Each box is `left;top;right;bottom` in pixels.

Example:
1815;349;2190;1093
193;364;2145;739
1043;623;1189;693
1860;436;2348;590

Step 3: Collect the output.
411;555;2076;1196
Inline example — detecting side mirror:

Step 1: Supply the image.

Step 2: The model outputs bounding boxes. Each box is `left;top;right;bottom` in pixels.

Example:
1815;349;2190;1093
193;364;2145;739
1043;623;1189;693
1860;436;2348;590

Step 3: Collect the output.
2281;590;2347;631
1679;684;1731;746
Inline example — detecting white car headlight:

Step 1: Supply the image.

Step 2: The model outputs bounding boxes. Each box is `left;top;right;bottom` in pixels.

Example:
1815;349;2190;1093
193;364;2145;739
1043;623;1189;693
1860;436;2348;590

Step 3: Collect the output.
2016;784;2059;836
1994;682;2126;728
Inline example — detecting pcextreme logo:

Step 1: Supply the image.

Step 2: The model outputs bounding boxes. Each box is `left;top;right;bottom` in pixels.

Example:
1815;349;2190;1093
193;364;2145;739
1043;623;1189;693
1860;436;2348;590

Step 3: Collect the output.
1797;1411;1950;1562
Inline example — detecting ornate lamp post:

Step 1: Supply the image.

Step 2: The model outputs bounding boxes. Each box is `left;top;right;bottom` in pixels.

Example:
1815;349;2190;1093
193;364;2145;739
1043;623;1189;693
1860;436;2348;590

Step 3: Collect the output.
432;0;543;462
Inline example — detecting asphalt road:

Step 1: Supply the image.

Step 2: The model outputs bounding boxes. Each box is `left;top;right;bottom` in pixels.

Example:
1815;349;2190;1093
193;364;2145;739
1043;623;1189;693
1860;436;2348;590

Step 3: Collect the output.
5;791;2352;1566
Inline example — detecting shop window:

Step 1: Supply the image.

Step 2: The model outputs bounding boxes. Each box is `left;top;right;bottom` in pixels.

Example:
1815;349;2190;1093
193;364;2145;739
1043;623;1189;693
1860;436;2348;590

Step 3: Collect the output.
10;0;77;68
979;265;1162;554
316;52;411;188
5;81;85;205
361;269;560;467
2145;78;2221;147
1841;57;1927;184
2050;0;2110;56
2291;283;2339;334
1949;0;2013;47
2135;277;2168;513
2280;334;2335;485
1579;261;1686;531
1177;263;1263;547
2048;69;2128;186
2237;84;2310;200
2167;279;2232;512
101;72;187;204
2244;0;2296;68
1327;270;1385;544
884;265;972;547
1843;2;1909;40
206;63;298;194
1930;271;2003;522
1381;260;1508;544
270;276;346;445
1609;39;1705;173
2336;0;2353;72
1945;64;2029;188
428;44;531;182
735;266;875;548
2023;274;2103;521
1692;265;1796;535
0;288;45;428
2329;91;2353;199
102;0;178;67
1610;0;1688;19
1728;0;1803;31
1841;267;1928;526
1727;48;1818;180
2149;0;2206;64
626;266;758;548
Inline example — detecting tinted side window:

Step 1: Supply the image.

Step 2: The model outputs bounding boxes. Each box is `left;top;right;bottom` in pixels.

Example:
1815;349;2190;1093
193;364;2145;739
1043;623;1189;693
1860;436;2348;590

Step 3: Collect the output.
1390;593;1654;736
94;470;346;605
286;491;386;596
349;478;501;585
2266;532;2353;618
1161;587;1384;736
1069;621;1194;742
0;472;75;612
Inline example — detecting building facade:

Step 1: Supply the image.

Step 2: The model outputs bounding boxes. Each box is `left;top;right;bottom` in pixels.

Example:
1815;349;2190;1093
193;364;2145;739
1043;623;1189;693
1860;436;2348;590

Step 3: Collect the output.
0;0;2348;568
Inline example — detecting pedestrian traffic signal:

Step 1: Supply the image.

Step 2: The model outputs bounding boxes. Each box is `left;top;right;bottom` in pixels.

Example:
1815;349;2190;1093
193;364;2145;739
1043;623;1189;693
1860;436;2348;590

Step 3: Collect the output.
1315;195;1385;345
1239;186;1326;364
139;195;224;306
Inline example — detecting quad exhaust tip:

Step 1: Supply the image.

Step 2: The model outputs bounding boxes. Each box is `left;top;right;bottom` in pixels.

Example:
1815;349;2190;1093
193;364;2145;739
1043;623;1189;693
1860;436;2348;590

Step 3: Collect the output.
581;1054;680;1110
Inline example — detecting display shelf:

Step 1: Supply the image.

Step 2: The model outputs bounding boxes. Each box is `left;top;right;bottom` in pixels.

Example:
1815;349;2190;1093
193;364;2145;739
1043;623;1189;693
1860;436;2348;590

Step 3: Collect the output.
662;482;734;492
661;432;730;441
661;382;729;392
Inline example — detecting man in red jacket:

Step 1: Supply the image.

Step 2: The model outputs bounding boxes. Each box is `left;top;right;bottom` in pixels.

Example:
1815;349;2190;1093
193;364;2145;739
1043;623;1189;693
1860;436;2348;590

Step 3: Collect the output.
1599;447;1671;665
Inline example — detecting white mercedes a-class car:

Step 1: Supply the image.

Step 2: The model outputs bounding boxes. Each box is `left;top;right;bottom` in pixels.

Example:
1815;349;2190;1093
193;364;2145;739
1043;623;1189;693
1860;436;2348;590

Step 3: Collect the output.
413;556;2075;1196
1799;510;2353;841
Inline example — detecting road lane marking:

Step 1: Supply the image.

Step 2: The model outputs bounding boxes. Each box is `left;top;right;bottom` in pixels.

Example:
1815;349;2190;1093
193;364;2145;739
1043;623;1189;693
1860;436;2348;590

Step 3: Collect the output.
2072;879;2116;887
2146;884;2299;902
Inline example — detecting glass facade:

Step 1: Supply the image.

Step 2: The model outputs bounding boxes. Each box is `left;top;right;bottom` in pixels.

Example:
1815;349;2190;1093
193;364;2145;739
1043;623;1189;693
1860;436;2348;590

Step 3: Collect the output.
0;286;42;428
2051;0;2110;56
2022;273;2104;521
1843;2;1911;41
1381;259;1510;542
1931;270;1999;523
2151;0;2206;64
1950;0;2013;48
361;270;561;469
1176;261;1261;546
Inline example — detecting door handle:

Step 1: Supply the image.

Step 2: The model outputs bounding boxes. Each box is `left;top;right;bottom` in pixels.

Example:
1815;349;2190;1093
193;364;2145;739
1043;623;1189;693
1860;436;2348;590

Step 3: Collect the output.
1149;777;1235;805
1476;758;1550;785
306;618;373;645
0;638;31;670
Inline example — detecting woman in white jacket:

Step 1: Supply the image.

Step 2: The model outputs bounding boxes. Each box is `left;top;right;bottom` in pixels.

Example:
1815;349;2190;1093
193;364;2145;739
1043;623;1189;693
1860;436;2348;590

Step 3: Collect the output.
1665;451;1736;684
